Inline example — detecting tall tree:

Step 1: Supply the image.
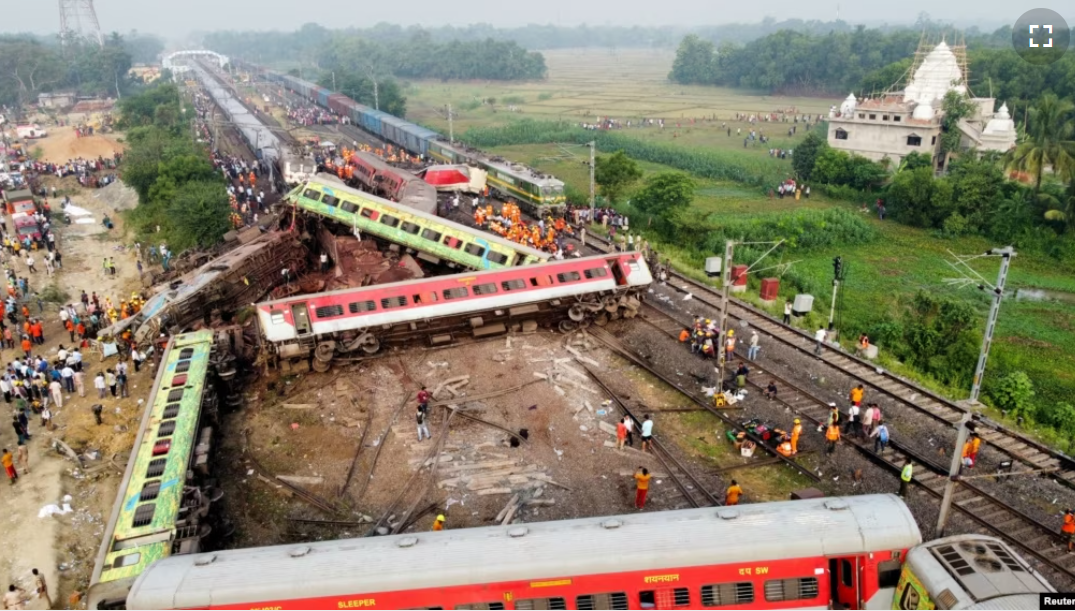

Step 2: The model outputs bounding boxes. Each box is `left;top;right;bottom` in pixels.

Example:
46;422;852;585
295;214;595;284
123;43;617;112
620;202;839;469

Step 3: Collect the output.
594;151;642;204
669;35;715;84
632;172;696;232
1005;93;1075;190
791;132;826;181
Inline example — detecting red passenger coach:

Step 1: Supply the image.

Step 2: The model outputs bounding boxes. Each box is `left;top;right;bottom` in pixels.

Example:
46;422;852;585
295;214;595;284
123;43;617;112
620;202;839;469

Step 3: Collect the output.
126;495;920;610
256;252;651;364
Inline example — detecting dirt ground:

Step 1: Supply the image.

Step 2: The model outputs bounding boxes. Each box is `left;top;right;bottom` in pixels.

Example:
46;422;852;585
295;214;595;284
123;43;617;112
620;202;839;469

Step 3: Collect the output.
0;126;152;609
29;126;124;164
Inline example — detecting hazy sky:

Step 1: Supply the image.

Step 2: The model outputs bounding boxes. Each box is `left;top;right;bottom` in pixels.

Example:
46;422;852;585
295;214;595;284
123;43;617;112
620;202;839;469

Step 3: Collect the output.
1;0;1041;37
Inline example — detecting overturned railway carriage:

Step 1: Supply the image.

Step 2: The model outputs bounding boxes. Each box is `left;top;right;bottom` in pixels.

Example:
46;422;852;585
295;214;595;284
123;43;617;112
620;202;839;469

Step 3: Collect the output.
128;494;920;610
894;535;1055;609
256;252;651;367
346;149;438;215
88;331;231;610
291;176;548;270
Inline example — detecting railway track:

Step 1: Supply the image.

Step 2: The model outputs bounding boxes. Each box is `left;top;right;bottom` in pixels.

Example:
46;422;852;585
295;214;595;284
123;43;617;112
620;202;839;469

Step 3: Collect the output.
584;369;721;509
637;301;1075;586
579;232;1075;491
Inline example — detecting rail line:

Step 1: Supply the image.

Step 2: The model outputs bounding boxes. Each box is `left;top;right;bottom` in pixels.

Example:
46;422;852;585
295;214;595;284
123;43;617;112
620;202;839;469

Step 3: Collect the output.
637;301;1075;586
583;368;721;509
579;232;1075;492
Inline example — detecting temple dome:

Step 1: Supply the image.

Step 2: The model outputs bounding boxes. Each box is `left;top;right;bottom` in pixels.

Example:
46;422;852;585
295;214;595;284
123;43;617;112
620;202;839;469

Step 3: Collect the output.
904;41;967;105
839;92;857;115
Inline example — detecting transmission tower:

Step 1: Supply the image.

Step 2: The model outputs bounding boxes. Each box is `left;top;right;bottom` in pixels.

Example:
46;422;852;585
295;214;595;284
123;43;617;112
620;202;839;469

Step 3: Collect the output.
59;0;104;48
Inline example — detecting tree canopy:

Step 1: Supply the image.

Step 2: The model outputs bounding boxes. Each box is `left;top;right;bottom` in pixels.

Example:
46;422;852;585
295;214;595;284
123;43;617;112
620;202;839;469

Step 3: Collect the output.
0;33;138;107
593;151;642;204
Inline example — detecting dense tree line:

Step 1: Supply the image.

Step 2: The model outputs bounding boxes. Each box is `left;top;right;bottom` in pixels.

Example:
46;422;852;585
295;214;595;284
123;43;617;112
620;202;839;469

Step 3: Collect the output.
205;24;546;82
120;84;232;251
0;31;162;107
669;22;1073;101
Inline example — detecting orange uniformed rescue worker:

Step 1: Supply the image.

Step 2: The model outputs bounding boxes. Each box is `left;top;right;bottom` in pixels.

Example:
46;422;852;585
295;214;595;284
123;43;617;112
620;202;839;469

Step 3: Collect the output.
791;419;803;455
1063;510;1075;551
825;423;841;455
432;514;445;531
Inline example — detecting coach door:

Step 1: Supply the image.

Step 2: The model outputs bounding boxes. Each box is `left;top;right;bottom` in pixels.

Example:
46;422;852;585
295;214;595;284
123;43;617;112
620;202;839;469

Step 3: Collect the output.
829;556;861;609
608;259;627;286
291;304;312;336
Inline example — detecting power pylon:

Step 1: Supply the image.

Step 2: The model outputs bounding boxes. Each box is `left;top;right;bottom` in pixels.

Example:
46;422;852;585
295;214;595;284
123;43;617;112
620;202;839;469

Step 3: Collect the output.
59;0;104;48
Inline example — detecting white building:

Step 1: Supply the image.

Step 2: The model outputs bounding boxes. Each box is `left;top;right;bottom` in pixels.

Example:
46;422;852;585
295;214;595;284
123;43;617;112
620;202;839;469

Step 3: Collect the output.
826;41;1017;170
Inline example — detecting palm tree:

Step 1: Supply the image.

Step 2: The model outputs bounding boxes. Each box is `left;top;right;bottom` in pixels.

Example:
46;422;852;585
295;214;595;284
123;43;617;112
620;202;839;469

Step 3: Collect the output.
1005;93;1075;190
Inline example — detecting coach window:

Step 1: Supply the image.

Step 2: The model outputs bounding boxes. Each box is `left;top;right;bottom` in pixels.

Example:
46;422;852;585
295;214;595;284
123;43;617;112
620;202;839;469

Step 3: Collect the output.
413;292;439;305
360;208;380;221
514;597;566;610
700;582;754;606
349;300;377;314
453;604;504;610
473;283;498;295
421;229;443;242
442;287;469;300
464;243;486;258
576;593;628;610
501;279;527;292
322;194;339;207
443;236;464;250
303;189;322;200
380;215;401;228
764;577;819;602
380;296;408;309
341;201;358;213
583;267;608;279
314;305;344;318
401;222;421;235
557;271;581;283
487;251;509;265
638;588;690;609
877;559;902;588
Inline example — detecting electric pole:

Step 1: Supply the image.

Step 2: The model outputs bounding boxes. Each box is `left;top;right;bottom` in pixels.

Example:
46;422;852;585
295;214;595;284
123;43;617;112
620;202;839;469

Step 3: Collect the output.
589;141;596;215
936;413;973;536
943;246;1016;405
448;104;454;145
716;240;736;386
829;256;843;332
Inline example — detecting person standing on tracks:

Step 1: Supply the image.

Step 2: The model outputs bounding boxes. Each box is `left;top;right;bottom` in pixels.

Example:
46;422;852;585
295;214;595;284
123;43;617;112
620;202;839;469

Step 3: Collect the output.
640;415;654;452
623;415;635;447
969;434;982;465
747;330;760;361
827;404;841;428
862;403;877;437
633;467;652;509
1063;510;1075;552
849;384;865;409
724;330;736;362
416;408;431;442
725;480;743;505
814;327;827;356
899;461;914;497
791;419;802;455
845;402;861;439
825;422;841;456
871;421;889;454
616;418;627;450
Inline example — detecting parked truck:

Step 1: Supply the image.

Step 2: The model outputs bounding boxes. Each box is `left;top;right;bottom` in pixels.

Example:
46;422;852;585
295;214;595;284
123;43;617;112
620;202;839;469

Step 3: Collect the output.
16;124;47;139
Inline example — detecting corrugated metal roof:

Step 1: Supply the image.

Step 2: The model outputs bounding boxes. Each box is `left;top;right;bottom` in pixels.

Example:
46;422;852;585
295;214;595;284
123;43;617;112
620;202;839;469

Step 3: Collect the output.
130;495;920;609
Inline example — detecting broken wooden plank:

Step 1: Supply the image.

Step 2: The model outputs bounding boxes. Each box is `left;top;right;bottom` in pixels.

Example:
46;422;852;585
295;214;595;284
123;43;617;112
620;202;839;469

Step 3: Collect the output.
496;494;521;522
277;475;325;486
477;487;514;496
282;403;318;409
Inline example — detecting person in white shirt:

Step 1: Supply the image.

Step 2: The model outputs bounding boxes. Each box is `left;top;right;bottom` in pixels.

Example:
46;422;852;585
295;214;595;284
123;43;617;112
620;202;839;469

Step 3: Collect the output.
640;414;654;452
814;327;827;356
94;372;107;398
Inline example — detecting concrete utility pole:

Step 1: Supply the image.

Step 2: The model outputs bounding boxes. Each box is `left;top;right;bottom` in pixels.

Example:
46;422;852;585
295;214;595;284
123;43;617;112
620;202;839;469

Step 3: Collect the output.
936;414;973;536
589;141;596;215
716;240;736;385
448;104;454;145
970;247;1015;404
828;256;843;332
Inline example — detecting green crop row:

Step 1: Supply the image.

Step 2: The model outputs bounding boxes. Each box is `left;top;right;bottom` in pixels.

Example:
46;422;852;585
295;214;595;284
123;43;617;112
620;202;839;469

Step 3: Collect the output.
459;120;789;190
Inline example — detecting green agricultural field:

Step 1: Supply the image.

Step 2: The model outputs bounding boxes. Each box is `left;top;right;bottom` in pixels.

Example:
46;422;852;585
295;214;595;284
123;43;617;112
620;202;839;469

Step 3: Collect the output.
406;48;833;148
491;142;1075;446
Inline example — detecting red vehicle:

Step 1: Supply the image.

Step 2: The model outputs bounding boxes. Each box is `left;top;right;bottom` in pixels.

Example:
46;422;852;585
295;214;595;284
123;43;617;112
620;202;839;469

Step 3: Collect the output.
12;212;41;241
346;150;438;215
127;494;921;610
256;252;651;363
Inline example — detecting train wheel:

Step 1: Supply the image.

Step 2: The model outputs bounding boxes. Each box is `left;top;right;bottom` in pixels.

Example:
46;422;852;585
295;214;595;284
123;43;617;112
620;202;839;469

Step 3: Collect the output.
593;313;609;327
559;320;579;333
585;300;605;312
603;295;619;313
312;358;331;373
568;305;587;322
314;342;335;363
360;335;381;354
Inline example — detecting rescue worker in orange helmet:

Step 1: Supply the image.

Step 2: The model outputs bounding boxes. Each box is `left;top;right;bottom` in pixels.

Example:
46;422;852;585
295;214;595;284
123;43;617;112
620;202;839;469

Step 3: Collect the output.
825;422;841;455
791;418;803;455
432;514;445;531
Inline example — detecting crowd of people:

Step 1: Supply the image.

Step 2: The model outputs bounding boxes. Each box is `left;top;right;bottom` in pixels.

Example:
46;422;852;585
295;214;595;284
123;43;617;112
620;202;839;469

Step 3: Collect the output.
474;200;575;253
287;105;339;127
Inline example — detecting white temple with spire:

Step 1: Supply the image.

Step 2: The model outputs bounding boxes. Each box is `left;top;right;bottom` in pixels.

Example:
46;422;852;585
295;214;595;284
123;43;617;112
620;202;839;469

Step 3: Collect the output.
826;40;1017;170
